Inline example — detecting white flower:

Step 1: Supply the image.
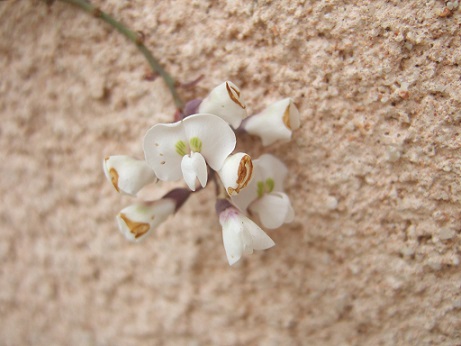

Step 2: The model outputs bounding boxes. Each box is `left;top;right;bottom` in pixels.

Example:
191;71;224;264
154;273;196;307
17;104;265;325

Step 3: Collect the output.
198;81;247;128
231;154;294;229
242;98;300;146
217;152;253;196
103;155;156;196
143;113;236;191
116;199;176;242
216;200;275;266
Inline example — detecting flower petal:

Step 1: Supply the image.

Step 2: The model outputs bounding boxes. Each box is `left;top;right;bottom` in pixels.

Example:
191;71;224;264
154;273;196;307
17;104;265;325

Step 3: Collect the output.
285;202;295;223
220;211;244;265
249;192;294;229
182;113;236;170
243;98;300;146
143;121;188;181
218;203;275;265
231;154;289;212
253;154;288;193
103;155;156;196
116;199;176;242
241;217;275;250
180;152;208;191
230;168;261;212
218;153;253;196
198;81;247;128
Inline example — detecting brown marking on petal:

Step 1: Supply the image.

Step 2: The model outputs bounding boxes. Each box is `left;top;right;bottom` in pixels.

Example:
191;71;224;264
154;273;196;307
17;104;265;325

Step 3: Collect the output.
226;82;246;109
282;104;292;130
109;168;120;192
119;213;150;239
230;85;240;97
231;155;253;194
161;161;166;165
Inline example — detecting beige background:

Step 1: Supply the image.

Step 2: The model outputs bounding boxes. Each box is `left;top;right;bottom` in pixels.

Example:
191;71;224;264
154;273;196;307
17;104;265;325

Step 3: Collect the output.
1;0;461;345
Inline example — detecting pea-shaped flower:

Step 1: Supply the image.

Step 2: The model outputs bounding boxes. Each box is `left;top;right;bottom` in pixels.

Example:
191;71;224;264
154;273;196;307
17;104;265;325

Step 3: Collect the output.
216;199;275;266
198;81;247;129
242;98;300;146
116;188;191;242
231;154;294;229
103;155;157;196
143;114;236;191
116;200;175;242
217;152;253;196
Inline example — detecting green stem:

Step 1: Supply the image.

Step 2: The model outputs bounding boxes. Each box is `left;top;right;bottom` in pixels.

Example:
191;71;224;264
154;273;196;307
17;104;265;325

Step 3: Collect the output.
52;0;184;110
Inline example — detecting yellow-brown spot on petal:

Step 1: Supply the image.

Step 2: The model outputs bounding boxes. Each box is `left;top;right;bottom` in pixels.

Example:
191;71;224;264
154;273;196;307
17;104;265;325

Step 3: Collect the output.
282;104;292;130
233;155;253;194
230;85;240;97
119;213;151;239
226;82;246;109
109;168;120;192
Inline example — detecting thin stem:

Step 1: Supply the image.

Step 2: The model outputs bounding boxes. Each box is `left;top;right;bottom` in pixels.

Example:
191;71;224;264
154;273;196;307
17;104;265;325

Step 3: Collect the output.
52;0;184;110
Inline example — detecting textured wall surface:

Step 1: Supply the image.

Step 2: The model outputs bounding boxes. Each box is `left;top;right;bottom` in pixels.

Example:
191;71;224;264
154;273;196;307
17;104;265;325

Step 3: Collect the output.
1;0;461;345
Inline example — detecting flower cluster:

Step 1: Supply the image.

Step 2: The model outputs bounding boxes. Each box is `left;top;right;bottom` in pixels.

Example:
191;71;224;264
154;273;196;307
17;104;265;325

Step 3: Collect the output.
103;81;300;265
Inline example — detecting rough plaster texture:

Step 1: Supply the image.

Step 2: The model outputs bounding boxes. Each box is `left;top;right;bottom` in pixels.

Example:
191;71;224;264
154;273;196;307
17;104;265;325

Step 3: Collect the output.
1;0;461;345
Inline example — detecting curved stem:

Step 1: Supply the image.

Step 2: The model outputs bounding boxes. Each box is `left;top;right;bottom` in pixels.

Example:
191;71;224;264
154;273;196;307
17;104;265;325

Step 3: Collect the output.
52;0;184;110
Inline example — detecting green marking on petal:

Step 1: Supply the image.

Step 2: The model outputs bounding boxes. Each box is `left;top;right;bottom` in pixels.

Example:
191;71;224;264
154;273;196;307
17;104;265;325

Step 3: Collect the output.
189;137;202;153
175;140;187;156
265;178;275;193
257;181;265;198
257;178;275;197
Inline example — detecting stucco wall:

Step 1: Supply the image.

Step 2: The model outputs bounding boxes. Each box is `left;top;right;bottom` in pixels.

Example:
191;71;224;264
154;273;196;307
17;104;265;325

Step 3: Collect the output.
1;0;460;345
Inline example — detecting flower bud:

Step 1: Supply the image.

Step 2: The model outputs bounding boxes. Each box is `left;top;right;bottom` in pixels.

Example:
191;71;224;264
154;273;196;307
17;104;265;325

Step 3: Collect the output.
103;155;156;196
242;98;300;146
198;81;247;128
218;153;253;196
116;199;176;242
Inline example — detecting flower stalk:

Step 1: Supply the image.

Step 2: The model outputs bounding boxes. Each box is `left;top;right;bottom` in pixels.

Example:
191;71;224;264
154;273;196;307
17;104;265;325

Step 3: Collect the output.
50;0;184;110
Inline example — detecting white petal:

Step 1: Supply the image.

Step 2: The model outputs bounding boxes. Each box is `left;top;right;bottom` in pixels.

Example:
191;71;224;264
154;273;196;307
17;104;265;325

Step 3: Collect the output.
218;153;253;196
103;155;156;196
143;121;188;181
243;98;300;146
180;152;208;191
242;217;275;250
218;205;275;265
230;168;261;212
220;211;244;265
253;154;288;193
240;227;254;255
198;81;247;128
116;199;176;242
249;192;294;229
183;113;236;171
285;202;295;223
